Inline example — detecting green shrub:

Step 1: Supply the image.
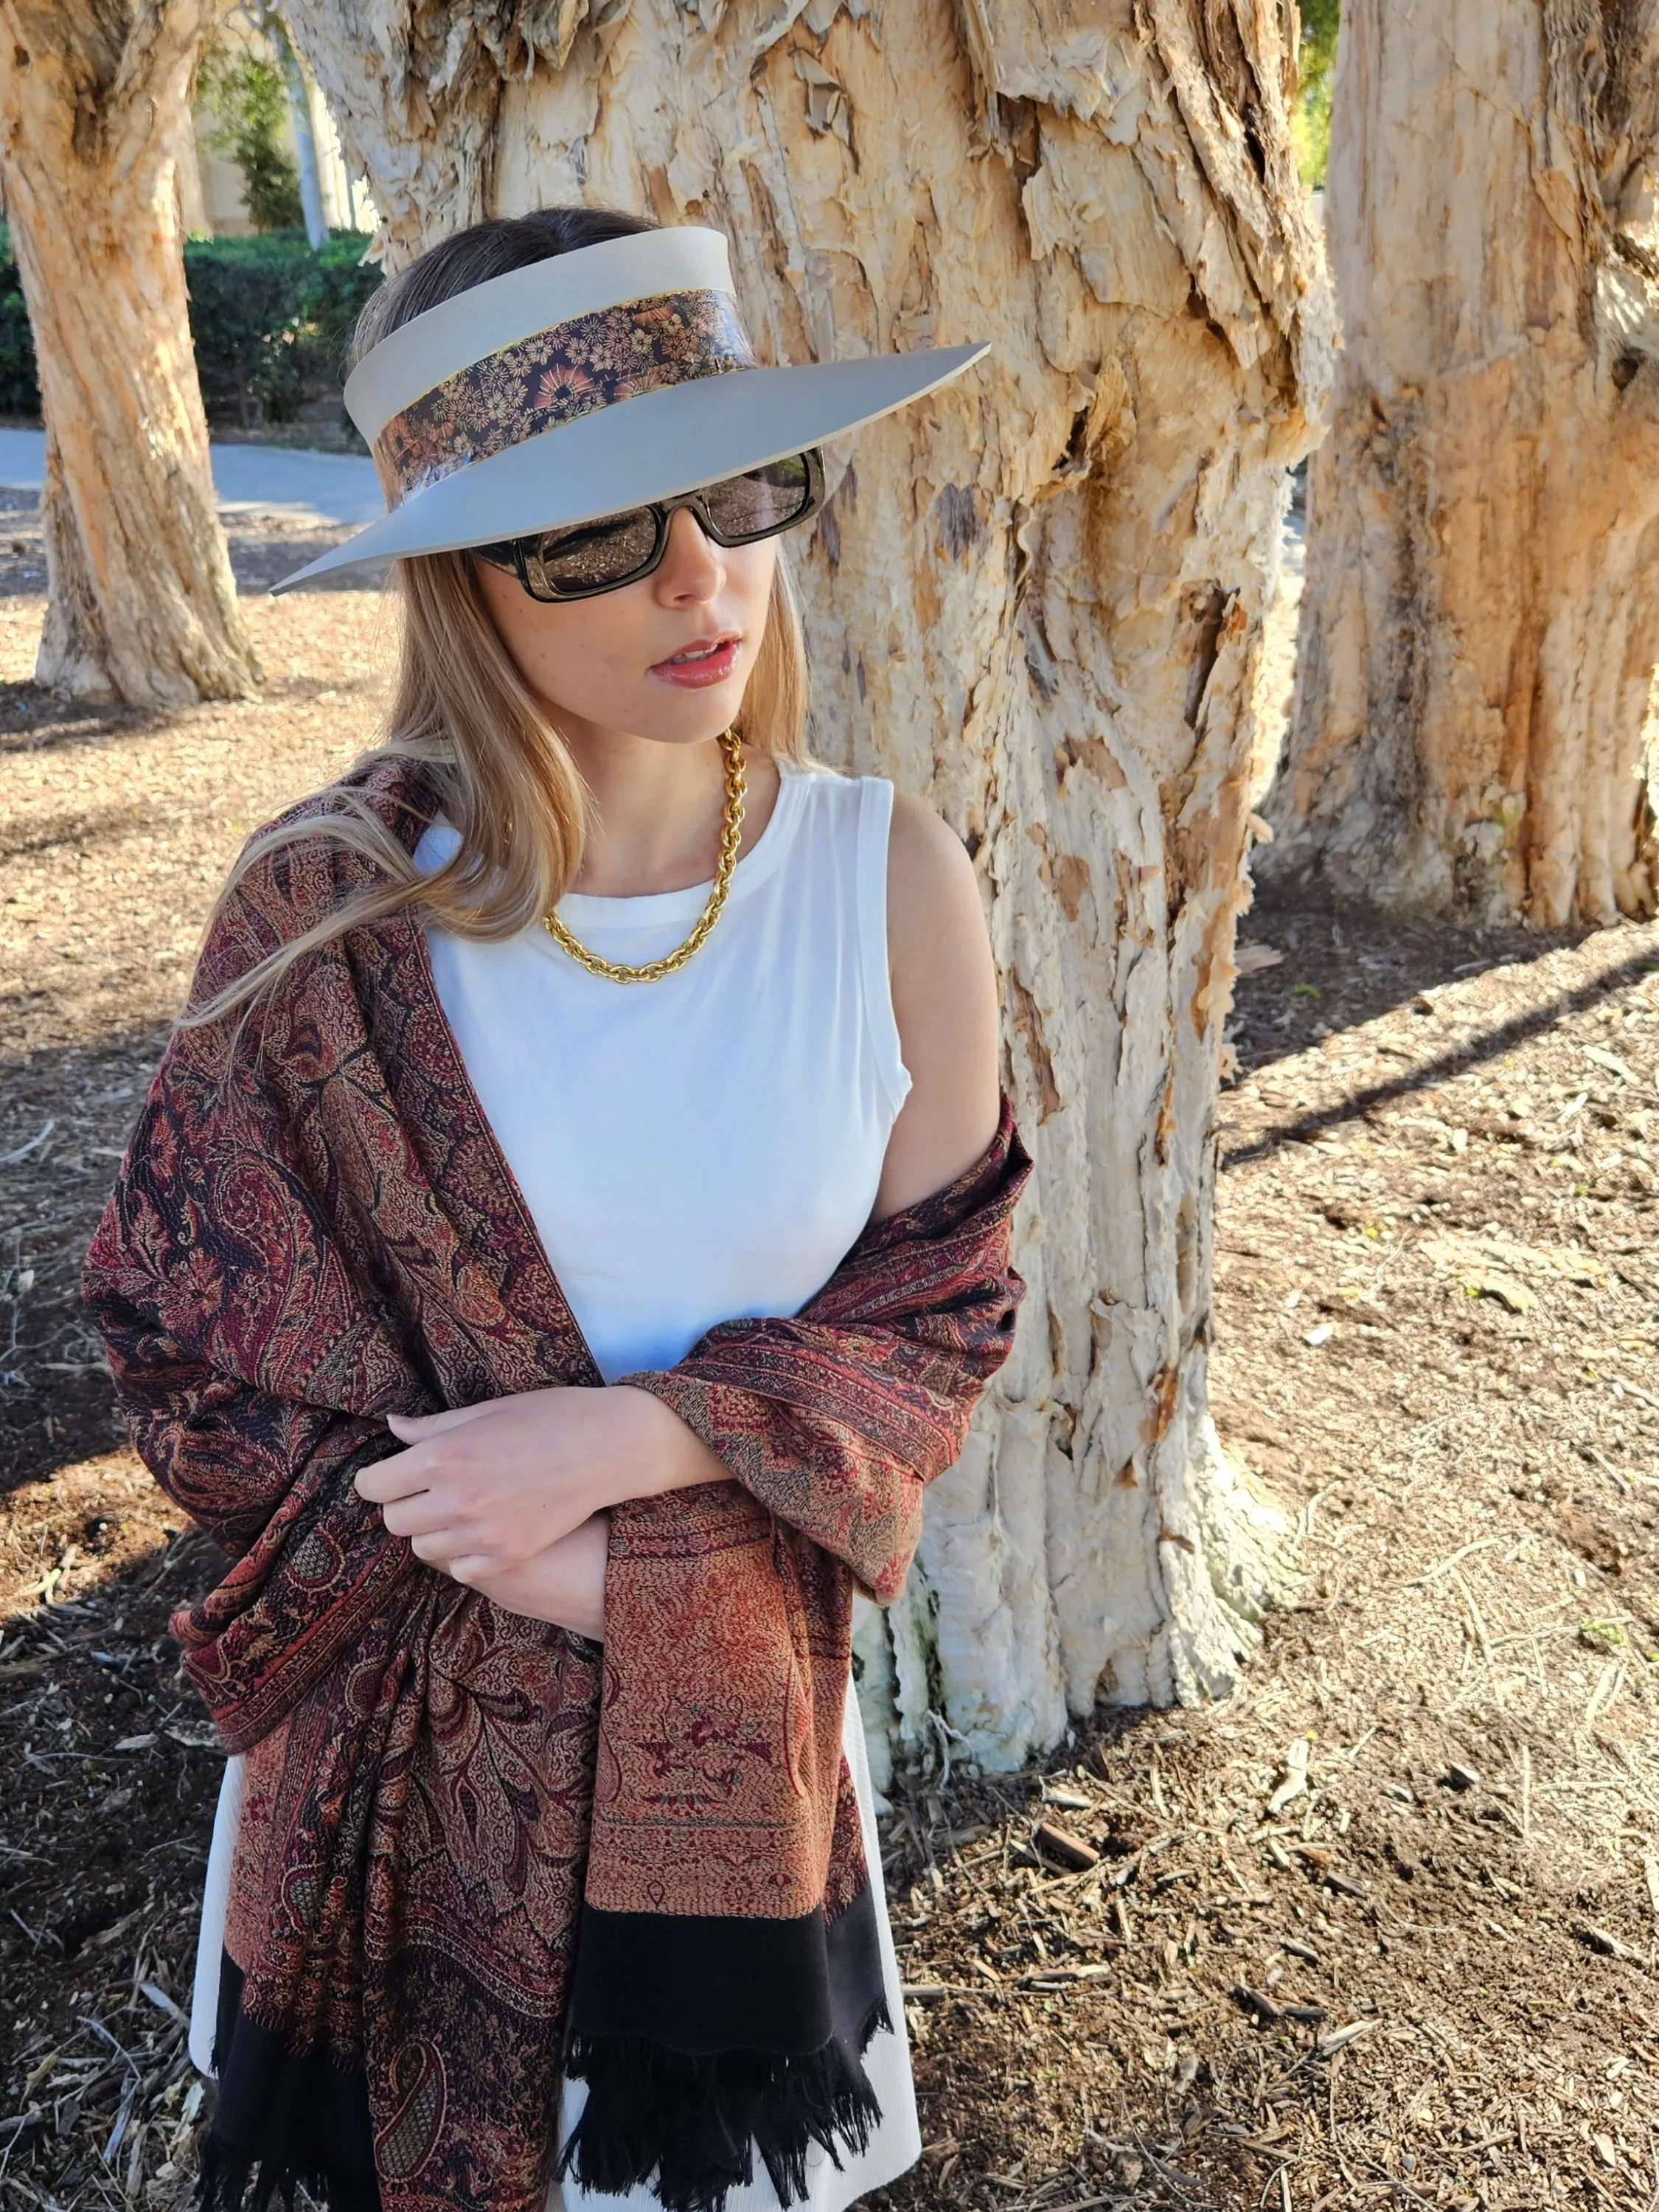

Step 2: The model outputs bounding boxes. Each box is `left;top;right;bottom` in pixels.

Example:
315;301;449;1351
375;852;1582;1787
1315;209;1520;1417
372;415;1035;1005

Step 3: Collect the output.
0;224;380;434
298;232;385;388
184;230;382;428
198;43;304;233
0;229;40;417
186;232;311;422
1294;0;1340;191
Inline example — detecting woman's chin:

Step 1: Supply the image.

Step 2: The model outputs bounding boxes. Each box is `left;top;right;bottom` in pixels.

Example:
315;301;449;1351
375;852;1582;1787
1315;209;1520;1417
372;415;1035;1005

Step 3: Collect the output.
630;676;753;743
532;687;747;748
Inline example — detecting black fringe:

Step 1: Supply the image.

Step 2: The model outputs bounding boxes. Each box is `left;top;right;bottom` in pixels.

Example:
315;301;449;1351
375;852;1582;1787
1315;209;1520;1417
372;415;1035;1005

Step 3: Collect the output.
195;2126;381;2212
195;1957;381;2212
557;1997;891;2212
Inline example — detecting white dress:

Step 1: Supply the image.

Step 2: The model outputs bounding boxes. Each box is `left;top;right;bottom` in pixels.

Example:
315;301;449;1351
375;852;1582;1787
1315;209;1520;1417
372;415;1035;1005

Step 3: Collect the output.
189;758;922;2212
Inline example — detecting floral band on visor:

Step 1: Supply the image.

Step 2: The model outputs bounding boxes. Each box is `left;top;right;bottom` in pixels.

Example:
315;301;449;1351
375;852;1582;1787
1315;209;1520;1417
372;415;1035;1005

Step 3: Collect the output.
372;288;757;507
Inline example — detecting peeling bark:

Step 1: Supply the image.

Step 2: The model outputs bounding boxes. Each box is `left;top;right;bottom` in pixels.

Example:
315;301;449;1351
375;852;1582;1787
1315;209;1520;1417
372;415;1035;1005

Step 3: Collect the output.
281;1;596;264
1263;0;1659;928
284;0;1331;1765
0;0;261;706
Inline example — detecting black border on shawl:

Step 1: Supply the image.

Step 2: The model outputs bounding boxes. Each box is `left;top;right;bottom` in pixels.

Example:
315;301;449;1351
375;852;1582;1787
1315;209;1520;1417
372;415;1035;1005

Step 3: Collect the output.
195;1949;379;2212
558;1877;892;2211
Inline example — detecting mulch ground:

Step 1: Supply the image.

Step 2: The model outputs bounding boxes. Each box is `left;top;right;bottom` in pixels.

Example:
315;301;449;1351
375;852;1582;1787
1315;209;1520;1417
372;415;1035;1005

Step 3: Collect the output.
1;493;1656;2212
877;900;1659;2212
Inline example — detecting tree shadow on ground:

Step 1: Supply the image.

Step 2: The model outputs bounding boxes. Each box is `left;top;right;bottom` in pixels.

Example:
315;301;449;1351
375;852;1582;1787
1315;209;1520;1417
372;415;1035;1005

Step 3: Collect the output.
0;694;178;755
1228;889;1659;1169
0;490;389;775
1;1026;171;1501
1230;885;1655;1141
1234;885;1596;1068
0;1486;229;2211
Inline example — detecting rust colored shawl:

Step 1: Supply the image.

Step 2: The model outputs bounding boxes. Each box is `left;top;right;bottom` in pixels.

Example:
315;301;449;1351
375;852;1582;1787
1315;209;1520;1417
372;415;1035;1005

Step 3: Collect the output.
79;752;1031;2212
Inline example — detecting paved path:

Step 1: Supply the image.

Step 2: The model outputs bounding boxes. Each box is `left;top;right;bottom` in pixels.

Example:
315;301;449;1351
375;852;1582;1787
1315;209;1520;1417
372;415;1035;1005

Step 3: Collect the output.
0;429;382;527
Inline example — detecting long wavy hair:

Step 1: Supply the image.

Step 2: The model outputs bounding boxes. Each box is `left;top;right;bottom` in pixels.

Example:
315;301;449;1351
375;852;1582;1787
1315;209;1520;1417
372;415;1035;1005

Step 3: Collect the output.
176;205;813;1040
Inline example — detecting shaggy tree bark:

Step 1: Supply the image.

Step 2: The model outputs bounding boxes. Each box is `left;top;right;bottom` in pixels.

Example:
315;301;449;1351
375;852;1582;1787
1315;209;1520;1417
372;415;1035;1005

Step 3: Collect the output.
285;0;1332;1771
1263;0;1659;927
0;0;260;706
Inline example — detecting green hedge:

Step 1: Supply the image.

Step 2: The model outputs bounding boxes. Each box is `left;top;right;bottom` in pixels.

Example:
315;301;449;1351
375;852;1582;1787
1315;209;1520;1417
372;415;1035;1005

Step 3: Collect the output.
0;225;39;417
0;224;382;434
184;230;382;429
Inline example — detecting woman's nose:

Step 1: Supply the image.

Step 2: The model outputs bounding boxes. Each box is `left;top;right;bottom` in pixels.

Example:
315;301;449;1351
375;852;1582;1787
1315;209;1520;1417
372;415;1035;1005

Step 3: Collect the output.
654;506;725;601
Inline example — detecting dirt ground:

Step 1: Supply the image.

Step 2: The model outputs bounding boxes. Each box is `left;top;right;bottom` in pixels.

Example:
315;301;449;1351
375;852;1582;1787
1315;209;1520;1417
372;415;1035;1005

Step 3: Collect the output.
1;491;1656;2212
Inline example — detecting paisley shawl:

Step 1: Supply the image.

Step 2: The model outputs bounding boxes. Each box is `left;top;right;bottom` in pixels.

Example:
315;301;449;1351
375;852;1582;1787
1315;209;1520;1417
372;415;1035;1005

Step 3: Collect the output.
78;750;1032;2212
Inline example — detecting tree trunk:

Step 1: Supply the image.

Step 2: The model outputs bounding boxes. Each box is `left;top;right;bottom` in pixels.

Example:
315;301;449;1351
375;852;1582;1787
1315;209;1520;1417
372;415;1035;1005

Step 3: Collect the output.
1262;0;1659;928
271;11;330;251
0;0;261;706
285;0;1332;1770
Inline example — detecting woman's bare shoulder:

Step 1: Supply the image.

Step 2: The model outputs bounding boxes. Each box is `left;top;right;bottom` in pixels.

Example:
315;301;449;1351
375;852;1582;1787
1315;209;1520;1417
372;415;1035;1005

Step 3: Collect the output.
873;790;1001;1219
885;788;987;959
888;784;967;869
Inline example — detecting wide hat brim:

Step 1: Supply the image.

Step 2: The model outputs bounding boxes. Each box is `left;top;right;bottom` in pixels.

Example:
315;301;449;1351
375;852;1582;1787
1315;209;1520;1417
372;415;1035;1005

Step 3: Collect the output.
270;343;987;594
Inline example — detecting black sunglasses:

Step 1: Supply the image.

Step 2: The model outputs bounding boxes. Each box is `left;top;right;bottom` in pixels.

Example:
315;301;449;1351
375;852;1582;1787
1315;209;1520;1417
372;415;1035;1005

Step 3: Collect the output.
470;449;826;603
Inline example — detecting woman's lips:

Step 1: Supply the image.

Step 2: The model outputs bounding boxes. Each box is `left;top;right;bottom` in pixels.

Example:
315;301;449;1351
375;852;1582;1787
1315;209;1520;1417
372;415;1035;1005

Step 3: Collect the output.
649;636;741;687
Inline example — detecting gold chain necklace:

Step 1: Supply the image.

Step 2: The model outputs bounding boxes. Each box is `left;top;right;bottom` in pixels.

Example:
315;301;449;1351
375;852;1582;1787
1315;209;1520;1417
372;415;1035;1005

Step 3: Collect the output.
542;728;748;984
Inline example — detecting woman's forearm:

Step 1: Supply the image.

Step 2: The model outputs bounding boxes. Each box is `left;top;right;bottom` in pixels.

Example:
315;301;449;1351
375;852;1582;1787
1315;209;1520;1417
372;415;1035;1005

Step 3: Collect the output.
364;1380;732;1575
603;1383;733;1503
442;1389;732;1635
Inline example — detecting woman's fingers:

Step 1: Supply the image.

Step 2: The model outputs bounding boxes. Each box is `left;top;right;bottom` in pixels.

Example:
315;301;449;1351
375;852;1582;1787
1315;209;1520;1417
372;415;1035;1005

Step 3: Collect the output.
372;1481;590;1559
386;1401;498;1436
456;1521;608;1639
360;1389;603;1571
354;1446;439;1502
378;1490;461;1540
408;1528;477;1571
403;1527;520;1576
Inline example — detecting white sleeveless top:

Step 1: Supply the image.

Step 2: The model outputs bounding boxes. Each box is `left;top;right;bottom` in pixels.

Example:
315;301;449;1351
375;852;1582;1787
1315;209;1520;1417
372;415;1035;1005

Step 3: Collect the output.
187;758;922;2212
414;759;911;1379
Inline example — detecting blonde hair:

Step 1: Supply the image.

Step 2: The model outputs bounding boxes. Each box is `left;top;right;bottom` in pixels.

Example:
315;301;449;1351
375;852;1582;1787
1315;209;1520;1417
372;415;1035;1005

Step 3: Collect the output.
177;209;814;1044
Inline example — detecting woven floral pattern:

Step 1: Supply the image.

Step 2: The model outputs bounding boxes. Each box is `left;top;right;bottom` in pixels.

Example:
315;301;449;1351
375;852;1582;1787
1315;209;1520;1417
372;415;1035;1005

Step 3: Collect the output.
373;289;757;505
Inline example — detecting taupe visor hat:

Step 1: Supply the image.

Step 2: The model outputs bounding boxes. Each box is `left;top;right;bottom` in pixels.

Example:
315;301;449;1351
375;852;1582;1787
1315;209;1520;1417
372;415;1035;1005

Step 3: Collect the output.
271;223;988;594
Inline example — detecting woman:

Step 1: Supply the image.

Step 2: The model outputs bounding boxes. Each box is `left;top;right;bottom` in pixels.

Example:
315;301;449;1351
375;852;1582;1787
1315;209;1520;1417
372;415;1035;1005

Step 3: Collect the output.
80;207;1030;2212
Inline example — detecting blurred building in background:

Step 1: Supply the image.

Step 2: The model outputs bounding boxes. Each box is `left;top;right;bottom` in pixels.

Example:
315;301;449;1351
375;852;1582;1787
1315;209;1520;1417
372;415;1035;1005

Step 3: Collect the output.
178;4;377;241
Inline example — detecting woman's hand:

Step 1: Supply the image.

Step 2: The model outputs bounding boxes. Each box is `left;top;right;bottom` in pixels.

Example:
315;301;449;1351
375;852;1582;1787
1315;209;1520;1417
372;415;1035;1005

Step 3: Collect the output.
453;1513;611;1641
353;1382;728;1579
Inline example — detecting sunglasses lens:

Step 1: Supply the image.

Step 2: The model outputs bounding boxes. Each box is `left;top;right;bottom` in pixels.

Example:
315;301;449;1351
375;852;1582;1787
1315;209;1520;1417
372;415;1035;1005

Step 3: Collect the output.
480;453;819;599
530;509;661;594
702;455;816;542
